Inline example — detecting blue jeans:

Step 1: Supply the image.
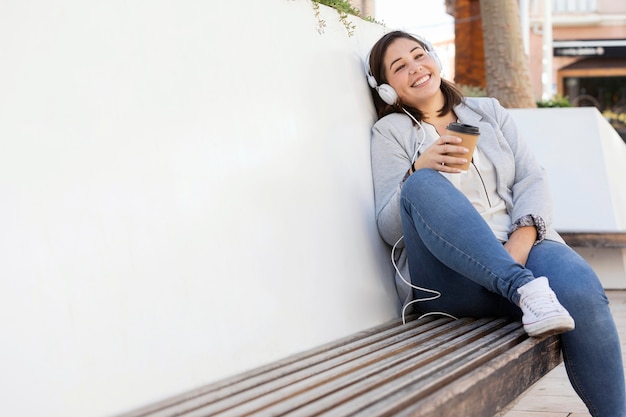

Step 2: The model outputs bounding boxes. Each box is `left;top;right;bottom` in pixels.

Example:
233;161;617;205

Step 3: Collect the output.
400;169;626;417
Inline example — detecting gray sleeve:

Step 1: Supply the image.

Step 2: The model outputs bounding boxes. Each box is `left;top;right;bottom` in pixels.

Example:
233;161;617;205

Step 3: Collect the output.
370;115;418;247
488;99;556;232
510;214;547;244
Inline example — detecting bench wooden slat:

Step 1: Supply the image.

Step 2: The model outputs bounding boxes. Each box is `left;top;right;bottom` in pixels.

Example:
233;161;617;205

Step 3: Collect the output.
229;318;512;417
291;320;521;417
121;317;456;417
394;334;561;417
178;318;485;417
117;316;419;417
560;232;626;248
167;318;468;416
118;316;561;417
351;324;528;416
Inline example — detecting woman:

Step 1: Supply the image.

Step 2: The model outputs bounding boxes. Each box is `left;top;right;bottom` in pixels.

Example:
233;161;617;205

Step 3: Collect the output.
366;30;625;416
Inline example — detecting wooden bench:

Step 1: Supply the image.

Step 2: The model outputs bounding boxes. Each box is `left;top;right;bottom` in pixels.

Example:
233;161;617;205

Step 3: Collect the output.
119;316;561;417
560;231;626;249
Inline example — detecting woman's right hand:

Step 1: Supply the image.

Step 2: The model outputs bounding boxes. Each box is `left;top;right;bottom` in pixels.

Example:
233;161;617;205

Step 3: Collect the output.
412;134;468;174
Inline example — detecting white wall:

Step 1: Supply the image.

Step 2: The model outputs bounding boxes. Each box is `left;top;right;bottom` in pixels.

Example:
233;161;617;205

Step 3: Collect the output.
0;2;397;416
510;107;626;288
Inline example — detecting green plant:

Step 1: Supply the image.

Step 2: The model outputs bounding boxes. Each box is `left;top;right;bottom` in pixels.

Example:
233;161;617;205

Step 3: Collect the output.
603;109;626;130
309;0;382;36
536;95;572;108
456;84;488;97
310;1;328;34
315;0;361;16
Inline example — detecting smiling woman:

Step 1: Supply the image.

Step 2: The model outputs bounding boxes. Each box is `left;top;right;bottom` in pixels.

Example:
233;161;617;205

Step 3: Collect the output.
365;29;626;417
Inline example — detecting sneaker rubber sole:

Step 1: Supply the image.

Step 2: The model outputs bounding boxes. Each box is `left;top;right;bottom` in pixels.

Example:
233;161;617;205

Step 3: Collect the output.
523;315;575;337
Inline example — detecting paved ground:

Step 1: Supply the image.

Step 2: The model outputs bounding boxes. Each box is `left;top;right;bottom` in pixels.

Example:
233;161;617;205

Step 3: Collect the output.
499;290;626;417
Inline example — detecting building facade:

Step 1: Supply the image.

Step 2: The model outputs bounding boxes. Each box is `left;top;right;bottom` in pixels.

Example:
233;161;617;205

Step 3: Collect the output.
528;0;626;138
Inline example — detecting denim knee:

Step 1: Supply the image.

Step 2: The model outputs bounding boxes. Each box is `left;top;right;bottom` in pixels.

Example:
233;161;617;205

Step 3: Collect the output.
401;168;449;205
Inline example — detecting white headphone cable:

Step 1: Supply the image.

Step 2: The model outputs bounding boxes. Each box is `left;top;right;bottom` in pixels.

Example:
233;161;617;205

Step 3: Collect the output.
392;111;458;325
394;107;453;324
391;236;458;324
384;105;456;324
400;106;426;164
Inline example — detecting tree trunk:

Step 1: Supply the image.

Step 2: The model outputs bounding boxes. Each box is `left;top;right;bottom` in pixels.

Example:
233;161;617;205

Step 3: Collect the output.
454;0;485;89
480;0;536;108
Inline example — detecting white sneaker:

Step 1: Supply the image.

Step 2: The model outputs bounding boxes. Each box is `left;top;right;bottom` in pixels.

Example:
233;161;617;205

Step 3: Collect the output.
518;276;575;337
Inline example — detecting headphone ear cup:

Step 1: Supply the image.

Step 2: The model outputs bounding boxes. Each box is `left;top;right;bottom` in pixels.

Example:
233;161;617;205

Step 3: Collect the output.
377;84;398;105
367;74;378;89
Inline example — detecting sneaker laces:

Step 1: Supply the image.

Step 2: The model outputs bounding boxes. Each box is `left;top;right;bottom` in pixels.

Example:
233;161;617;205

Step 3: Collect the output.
521;290;567;316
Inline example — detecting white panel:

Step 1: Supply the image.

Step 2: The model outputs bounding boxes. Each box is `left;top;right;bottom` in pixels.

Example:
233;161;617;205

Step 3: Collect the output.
509;107;626;232
0;1;394;416
510;107;626;289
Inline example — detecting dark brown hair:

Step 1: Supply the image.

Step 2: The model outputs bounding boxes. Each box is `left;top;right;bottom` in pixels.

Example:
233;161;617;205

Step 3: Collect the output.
367;30;464;122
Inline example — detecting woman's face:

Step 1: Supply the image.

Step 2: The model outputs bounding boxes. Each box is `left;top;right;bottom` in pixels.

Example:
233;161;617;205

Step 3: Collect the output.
383;37;442;107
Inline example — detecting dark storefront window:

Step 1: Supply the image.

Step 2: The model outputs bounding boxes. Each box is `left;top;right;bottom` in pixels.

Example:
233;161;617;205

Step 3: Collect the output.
558;57;626;142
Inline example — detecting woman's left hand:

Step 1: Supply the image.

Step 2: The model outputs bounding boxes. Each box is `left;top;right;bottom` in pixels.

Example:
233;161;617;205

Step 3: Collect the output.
504;226;537;266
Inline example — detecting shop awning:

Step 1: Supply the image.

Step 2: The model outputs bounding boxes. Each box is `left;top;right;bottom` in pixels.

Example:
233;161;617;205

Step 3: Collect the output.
559;56;626;70
554;39;626;57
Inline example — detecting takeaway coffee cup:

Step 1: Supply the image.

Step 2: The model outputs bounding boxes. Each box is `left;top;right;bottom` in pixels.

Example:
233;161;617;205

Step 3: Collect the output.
445;122;480;171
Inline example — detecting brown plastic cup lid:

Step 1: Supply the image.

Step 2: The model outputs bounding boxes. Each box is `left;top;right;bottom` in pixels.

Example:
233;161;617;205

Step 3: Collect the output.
447;122;479;135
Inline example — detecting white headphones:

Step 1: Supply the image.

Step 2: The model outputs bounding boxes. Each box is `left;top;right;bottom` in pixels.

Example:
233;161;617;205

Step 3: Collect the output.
365;33;443;105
